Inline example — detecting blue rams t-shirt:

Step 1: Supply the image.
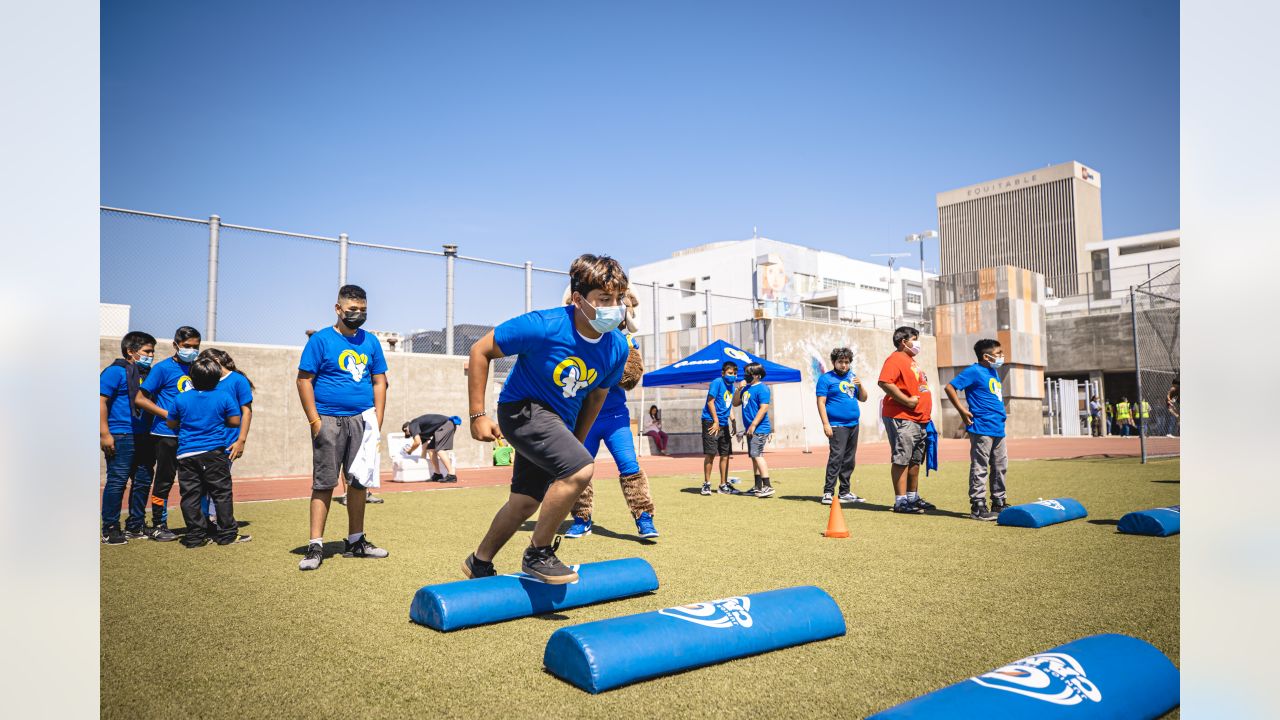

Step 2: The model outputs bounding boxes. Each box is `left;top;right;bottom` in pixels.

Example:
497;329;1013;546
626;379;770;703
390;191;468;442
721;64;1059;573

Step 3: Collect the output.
815;370;861;427
599;385;629;419
740;382;772;435
215;371;254;447
99;364;134;435
141;357;194;437
169;390;240;457
948;362;1007;437
299;327;389;417
495;306;629;425
701;377;734;425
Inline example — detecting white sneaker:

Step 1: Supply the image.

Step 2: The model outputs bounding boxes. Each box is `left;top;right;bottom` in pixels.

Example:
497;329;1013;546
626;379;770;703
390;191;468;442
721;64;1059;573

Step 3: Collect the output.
838;492;865;504
756;486;775;498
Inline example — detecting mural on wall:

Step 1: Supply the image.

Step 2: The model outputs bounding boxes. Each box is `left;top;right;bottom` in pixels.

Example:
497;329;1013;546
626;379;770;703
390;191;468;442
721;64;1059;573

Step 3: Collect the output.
778;330;888;443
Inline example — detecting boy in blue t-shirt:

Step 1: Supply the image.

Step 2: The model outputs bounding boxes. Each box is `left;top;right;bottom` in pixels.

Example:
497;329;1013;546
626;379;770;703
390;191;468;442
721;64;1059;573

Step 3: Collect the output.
296;285;390;571
815;347;868;505
700;361;740;496
99;331;157;544
462;254;630;585
196;348;255;525
165;356;247;547
733;362;774;497
134;325;202;542
944;338;1009;521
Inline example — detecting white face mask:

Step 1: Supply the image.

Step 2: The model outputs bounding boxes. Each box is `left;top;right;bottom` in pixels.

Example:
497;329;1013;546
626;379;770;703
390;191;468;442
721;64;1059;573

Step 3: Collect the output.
579;296;625;334
986;354;1005;368
905;341;921;357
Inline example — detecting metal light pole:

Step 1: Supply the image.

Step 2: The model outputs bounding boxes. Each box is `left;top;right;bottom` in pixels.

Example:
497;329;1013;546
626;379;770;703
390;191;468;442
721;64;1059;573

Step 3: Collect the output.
443;244;457;355
206;215;220;341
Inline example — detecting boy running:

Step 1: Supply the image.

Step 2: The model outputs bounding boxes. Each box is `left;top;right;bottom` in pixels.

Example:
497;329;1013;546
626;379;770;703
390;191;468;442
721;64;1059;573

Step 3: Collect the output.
296;284;390;571
133;326;202;541
99;331;157;544
463;254;630;584
166;356;249;546
733;362;774;498
815;347;868;506
701;361;739;495
943;339;1008;521
878;326;935;514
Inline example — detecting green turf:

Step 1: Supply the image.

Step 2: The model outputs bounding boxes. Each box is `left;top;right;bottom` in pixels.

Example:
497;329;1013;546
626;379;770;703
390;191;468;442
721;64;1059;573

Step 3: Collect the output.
101;458;1179;719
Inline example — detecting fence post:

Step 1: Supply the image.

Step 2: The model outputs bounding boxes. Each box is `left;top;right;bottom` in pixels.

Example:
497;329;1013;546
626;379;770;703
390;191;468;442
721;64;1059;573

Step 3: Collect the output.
338;233;349;287
524;261;533;312
1130;285;1147;463
444;244;458;355
206;214;220;341
703;288;712;343
651;282;660;368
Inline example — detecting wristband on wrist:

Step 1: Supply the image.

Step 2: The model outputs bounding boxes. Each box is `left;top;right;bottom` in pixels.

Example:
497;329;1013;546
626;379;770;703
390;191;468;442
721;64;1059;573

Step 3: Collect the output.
469;411;486;420
309;417;321;426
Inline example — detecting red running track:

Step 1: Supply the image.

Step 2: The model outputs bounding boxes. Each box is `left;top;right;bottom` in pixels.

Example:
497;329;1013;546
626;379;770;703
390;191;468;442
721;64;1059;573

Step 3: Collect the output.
108;436;1177;505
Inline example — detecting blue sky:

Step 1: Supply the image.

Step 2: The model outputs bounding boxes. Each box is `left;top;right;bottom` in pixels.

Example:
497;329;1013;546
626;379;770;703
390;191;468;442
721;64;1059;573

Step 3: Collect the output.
102;0;1178;343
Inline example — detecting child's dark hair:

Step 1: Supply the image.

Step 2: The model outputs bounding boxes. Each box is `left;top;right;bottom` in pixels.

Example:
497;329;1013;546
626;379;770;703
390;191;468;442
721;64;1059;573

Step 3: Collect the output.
569;254;628;297
121;331;156;358
199;348;254;390
649;405;660;419
973;338;1001;359
401;422;411;436
338;284;367;302
174;326;201;344
721;361;738;373
189;357;223;391
892;326;919;348
830;347;853;364
744;362;766;382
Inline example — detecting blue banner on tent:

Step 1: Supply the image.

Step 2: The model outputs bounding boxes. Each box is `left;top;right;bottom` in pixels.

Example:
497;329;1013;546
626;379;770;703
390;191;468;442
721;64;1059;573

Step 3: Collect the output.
997;497;1088;528
410;558;658;632
544;585;845;693
1117;505;1180;537
868;634;1179;719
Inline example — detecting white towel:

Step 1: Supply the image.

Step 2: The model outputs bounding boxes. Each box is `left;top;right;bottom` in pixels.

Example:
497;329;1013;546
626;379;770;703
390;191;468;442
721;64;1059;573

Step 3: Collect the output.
346;407;382;489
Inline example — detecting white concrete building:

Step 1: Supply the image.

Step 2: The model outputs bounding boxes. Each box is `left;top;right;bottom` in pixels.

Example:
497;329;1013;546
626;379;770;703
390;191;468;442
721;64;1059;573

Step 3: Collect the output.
628;236;932;336
1083;229;1180;296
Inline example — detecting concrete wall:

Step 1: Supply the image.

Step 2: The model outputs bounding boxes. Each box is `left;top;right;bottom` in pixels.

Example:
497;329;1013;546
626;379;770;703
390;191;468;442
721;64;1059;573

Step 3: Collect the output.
1045;307;1179;375
100;337;499;479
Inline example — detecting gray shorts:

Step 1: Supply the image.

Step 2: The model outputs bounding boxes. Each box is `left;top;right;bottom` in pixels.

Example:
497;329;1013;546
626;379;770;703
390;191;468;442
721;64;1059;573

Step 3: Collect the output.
885;418;927;467
312;414;368;491
427;422;456;451
748;433;770;458
497;400;595;502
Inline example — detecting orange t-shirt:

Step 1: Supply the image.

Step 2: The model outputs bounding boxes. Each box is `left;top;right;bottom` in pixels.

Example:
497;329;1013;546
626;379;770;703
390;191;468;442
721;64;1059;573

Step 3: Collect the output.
878;351;932;423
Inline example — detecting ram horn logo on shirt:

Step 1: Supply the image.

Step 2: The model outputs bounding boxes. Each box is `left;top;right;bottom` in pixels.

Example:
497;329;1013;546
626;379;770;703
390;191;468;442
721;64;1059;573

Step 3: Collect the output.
988;377;1003;398
724;347;751;362
659;596;753;629
970;652;1103;705
553;356;597;399
176;376;193;393
838;380;856;396
338;349;369;383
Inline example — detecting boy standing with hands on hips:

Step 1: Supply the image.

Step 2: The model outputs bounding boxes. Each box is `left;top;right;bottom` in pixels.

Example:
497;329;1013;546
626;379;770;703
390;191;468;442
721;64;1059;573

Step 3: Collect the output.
877;326;935;514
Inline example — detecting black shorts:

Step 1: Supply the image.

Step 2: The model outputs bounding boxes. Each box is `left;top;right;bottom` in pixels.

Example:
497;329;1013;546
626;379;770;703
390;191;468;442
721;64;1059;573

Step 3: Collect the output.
426;422;456;451
497;400;594;502
701;419;732;457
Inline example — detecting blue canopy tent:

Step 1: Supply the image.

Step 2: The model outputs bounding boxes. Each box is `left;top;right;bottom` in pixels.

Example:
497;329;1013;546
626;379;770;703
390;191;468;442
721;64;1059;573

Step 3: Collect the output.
642;339;801;389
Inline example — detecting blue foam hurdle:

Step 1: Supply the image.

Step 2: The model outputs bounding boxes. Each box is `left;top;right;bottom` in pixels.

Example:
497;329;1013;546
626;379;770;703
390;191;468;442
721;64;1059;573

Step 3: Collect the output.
997;497;1088;528
868;633;1179;719
410;558;658;632
1118;505;1180;536
544;585;845;693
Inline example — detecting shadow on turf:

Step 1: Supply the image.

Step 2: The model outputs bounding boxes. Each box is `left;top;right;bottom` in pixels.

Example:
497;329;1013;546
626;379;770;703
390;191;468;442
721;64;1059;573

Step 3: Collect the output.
777;495;972;519
518;520;655;545
1151;480;1180;484
171;520;251;537
1088;519;1120;526
288;540;347;557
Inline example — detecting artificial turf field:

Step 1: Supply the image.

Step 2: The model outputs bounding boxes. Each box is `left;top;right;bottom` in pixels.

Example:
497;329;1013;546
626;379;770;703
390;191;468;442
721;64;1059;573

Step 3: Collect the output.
101;457;1179;719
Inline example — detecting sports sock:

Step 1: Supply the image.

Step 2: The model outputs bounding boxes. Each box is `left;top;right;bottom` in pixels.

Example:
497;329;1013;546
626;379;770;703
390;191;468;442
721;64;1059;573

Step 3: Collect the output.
753;474;762;489
309;537;323;546
895;495;907;506
906;491;919;502
347;532;364;544
762;477;771;487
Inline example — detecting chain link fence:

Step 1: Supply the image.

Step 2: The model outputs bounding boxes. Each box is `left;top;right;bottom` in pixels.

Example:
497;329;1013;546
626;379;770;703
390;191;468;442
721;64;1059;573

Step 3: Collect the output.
1132;264;1180;461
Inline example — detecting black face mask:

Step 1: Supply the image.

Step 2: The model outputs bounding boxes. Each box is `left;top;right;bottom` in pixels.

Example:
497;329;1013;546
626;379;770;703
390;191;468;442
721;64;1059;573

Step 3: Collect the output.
341;311;367;329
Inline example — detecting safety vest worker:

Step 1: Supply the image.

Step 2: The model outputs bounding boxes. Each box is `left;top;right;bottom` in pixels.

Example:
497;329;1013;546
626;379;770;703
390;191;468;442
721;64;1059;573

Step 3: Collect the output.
1140;401;1150;419
1116;403;1132;421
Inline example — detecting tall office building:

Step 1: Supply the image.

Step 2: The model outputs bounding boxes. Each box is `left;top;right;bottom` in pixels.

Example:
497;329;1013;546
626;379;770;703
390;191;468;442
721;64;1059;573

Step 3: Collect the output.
935;161;1102;295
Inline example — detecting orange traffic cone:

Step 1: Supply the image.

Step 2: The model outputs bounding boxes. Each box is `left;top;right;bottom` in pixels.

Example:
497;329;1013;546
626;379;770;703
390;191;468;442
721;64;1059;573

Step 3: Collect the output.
824;497;850;538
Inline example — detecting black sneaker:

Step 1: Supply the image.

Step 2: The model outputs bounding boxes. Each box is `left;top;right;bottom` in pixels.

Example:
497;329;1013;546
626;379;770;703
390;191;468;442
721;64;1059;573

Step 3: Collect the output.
442;475;458;483
742;486;759;496
700;483;712;496
991;498;1010;514
430;473;444;482
182;537;211;549
101;526;127;545
365;493;384;504
124;527;147;540
298;542;324;571
717;483;735;494
892;500;925;514
756;485;775;498
521;537;578;584
912;497;937;511
462;553;496;579
149;523;178;542
217;534;253;545
970;502;998;521
343;535;389;559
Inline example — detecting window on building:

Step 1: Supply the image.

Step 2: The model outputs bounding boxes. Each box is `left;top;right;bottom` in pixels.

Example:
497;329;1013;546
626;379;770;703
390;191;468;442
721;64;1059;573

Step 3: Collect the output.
905;292;923;307
1118;240;1180;255
679;279;697;297
680;313;697;330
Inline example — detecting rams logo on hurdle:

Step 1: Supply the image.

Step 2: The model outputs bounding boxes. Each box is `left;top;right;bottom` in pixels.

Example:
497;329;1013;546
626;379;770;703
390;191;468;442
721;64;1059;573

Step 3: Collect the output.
553;356;597;399
176;376;193;393
1035;499;1066;511
338;349;369;383
659;596;753;629
970;651;1103;706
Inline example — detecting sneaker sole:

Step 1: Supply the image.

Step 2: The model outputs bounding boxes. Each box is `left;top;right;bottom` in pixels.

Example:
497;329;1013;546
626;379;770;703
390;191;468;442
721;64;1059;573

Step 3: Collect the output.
522;567;579;585
564;529;592;538
639;533;659;539
299;561;322;571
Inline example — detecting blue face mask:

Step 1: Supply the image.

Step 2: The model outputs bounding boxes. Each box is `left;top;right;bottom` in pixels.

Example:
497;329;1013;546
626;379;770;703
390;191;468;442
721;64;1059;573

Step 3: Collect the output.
136;355;153;368
723;374;737;384
582;299;625;334
176;347;199;363
986;355;1004;369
